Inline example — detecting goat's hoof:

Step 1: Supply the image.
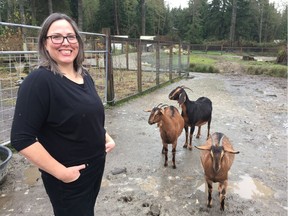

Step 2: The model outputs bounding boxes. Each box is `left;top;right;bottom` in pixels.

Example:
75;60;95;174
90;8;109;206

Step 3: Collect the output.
172;165;176;169
207;204;212;208
220;206;225;211
188;147;193;151
196;136;200;139
164;164;168;167
183;145;187;148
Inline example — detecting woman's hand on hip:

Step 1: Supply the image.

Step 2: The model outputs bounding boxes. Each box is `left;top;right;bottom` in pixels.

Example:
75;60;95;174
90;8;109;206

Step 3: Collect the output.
61;164;86;183
105;132;116;153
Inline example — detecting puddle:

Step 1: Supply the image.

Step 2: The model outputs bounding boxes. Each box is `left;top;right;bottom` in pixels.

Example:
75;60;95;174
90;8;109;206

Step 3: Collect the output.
195;174;274;200
232;174;273;199
139;176;159;197
197;183;205;192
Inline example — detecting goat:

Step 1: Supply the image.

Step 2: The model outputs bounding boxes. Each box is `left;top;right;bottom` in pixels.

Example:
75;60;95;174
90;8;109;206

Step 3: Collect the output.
145;103;184;168
195;132;239;211
168;85;212;150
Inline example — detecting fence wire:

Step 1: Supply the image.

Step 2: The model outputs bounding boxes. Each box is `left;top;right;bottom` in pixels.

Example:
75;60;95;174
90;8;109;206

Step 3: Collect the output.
0;23;107;145
0;22;189;145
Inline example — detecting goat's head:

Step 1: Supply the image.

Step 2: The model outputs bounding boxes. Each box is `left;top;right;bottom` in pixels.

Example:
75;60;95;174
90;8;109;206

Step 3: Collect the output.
168;85;192;106
195;133;239;173
144;103;168;125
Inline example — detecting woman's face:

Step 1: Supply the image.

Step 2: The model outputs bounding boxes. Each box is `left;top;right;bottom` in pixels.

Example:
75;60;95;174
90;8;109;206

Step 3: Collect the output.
45;19;79;68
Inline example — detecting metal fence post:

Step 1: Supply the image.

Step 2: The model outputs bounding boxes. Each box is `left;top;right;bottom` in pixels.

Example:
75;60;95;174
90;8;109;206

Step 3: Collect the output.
187;44;190;76
156;40;160;85
137;40;142;93
169;42;173;81
125;41;129;70
178;42;181;76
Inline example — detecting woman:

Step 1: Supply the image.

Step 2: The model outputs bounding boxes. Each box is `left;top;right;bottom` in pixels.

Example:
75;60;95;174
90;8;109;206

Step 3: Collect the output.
10;13;115;216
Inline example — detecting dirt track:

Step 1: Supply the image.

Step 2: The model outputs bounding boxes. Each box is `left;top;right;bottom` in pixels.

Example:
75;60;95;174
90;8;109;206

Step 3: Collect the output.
0;72;287;216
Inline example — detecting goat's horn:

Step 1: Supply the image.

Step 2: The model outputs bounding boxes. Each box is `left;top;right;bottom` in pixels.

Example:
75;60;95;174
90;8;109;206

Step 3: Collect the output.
156;103;163;107
180;85;193;92
159;103;169;108
219;134;225;146
211;135;215;146
182;86;193;92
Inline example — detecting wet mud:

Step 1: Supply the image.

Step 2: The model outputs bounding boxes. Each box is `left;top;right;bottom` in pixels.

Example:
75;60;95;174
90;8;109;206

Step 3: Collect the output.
0;72;287;216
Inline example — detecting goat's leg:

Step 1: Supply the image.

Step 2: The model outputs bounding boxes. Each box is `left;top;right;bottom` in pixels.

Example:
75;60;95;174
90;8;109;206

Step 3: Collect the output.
196;126;201;138
219;181;227;211
183;125;189;148
188;125;195;150
163;143;168;167
207;179;213;208
207;118;212;140
172;142;177;169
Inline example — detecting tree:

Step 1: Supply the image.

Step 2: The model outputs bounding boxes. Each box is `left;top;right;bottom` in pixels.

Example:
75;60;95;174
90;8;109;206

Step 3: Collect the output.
141;0;146;35
114;0;120;34
229;0;237;46
184;0;207;43
78;0;83;30
206;0;231;40
48;0;53;14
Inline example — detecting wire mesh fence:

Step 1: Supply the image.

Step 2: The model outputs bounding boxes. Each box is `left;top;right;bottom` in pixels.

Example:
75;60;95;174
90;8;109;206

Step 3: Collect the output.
1;21;280;145
0;22;189;145
0;22;108;145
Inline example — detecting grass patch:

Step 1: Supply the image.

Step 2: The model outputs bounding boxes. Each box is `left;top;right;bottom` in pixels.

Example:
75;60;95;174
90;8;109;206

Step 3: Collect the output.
234;56;287;77
189;54;219;73
190;54;217;65
246;65;287;77
188;53;287;77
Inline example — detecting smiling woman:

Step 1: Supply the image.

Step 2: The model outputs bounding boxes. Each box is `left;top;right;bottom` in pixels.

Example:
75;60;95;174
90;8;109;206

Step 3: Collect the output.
10;13;116;216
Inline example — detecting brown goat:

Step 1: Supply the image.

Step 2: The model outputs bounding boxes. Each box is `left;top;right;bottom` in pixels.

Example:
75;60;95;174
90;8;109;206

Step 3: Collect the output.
145;104;184;168
195;132;239;211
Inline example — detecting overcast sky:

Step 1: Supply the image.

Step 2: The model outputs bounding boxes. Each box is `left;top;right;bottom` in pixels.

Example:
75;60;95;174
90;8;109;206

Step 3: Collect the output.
164;0;188;9
164;0;285;11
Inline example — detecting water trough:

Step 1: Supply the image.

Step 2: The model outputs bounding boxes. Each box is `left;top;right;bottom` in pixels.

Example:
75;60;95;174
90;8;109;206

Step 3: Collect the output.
0;145;12;184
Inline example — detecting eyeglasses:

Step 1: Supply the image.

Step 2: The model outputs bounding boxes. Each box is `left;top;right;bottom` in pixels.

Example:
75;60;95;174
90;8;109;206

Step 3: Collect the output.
46;35;78;44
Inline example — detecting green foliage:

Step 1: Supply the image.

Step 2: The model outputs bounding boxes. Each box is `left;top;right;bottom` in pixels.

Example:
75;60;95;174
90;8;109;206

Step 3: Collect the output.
188;53;287;77
0;0;286;43
189;63;219;73
246;65;287;78
276;46;287;65
188;54;219;73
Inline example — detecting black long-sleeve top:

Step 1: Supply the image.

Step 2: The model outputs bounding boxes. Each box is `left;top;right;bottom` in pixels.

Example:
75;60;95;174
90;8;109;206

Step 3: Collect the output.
11;67;106;166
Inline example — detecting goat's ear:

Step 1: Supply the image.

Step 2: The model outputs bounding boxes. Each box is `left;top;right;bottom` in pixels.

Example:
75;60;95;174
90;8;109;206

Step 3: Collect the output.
195;145;211;151
144;109;152;112
224;149;240;154
178;92;186;105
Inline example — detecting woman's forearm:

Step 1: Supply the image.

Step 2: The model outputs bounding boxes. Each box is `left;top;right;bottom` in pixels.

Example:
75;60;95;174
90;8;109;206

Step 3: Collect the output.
19;142;85;182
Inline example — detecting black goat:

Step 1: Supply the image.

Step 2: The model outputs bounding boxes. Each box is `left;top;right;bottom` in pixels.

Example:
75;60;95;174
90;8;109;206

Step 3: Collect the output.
168;86;212;150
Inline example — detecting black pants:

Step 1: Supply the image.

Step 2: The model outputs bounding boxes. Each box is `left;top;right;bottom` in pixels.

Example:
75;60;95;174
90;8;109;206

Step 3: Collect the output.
41;154;106;216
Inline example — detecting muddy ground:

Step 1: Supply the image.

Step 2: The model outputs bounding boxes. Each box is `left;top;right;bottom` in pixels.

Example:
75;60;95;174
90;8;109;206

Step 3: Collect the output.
0;70;287;216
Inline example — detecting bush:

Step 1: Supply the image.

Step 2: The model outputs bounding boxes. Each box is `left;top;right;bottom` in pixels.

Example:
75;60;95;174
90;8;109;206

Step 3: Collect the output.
189;63;219;73
276;46;287;65
246;66;287;78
